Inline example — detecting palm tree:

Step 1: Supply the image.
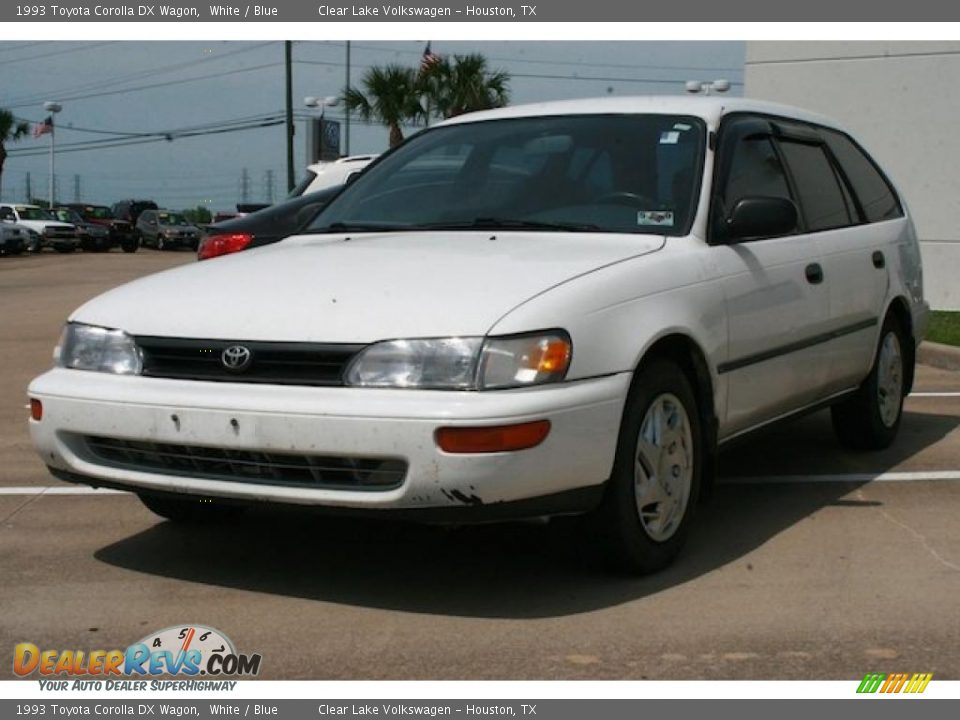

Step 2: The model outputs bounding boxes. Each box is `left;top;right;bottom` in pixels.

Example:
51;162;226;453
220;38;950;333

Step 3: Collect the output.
0;109;30;201
420;54;510;120
341;65;424;148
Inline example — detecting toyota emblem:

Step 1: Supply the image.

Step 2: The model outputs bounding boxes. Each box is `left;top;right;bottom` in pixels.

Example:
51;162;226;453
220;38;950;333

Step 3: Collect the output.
221;345;253;372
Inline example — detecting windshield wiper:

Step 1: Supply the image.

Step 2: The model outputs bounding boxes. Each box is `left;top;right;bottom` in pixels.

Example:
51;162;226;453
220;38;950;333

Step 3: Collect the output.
413;217;602;232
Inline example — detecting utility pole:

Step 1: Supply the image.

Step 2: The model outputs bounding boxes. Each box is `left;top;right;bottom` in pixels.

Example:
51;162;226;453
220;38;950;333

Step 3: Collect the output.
264;169;275;203
25;172;31;202
240;168;251;203
344;41;351;156
285;40;295;192
73;174;80;202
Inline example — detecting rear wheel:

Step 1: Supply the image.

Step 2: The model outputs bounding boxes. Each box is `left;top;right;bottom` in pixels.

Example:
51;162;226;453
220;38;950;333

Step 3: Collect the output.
138;493;244;523
120;237;139;253
831;315;907;450
589;359;702;574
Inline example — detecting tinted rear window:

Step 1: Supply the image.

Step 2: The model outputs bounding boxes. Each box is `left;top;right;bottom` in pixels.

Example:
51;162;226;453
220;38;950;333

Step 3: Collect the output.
778;141;852;232
823;130;902;223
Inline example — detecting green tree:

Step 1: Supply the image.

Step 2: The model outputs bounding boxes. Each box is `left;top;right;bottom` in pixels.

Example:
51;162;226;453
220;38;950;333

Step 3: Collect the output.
341;65;424;148
182;205;212;225
0;109;30;201
420;54;510;120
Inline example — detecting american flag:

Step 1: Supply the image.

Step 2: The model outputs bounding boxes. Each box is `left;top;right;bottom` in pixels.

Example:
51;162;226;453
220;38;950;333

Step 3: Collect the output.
33;115;53;138
420;42;441;74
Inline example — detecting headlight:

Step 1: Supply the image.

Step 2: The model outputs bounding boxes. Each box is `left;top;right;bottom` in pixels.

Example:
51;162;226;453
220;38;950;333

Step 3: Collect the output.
58;323;142;375
346;337;482;389
345;331;571;390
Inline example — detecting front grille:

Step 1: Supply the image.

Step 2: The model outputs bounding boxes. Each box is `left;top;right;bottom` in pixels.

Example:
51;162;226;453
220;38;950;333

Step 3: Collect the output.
44;228;74;238
83;435;406;491
136;337;364;386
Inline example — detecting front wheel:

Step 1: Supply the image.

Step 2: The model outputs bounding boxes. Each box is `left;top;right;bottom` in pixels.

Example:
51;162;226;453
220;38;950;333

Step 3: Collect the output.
588;359;702;574
831;316;907;450
120;238;139;253
138;493;244;523
156;236;166;251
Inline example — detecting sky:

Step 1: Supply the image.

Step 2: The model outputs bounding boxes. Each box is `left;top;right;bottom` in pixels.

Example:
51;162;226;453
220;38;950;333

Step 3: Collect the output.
0;41;744;212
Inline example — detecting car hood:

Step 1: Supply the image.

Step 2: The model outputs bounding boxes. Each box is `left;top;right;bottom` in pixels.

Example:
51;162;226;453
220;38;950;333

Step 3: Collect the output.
18;220;73;232
71;231;666;342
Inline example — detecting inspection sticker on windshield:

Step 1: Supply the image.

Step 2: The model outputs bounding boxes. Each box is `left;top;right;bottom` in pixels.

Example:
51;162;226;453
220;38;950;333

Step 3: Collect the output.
638;210;674;227
659;130;680;144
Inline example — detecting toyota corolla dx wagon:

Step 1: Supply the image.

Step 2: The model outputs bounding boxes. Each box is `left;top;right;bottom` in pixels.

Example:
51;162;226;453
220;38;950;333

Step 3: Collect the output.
28;97;928;573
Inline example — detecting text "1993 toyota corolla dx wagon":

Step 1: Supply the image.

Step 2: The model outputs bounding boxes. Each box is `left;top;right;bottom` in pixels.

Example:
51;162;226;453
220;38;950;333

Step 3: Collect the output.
28;96;928;573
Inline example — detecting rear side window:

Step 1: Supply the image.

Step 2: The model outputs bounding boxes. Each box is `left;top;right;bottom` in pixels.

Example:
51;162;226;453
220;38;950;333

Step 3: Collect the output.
778;141;852;232
823;130;902;223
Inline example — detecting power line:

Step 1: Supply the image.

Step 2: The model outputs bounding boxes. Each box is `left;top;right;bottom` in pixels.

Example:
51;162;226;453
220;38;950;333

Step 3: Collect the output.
0;42;113;67
8;118;284;158
3;62;285;109
12;110;285;139
3;41;278;109
0;42;47;55
335;41;745;74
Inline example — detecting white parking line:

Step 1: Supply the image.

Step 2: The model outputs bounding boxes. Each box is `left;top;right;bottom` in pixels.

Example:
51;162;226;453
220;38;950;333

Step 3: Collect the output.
909;392;960;397
721;471;960;485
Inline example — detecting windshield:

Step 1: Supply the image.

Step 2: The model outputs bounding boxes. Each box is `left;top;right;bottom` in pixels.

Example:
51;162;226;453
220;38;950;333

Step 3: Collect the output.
157;212;187;225
54;209;82;224
310;114;705;236
85;206;113;219
288;170;318;199
16;206;55;221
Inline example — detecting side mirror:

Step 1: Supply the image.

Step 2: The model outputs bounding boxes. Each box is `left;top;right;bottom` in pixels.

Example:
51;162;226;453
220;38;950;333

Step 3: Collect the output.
725;196;797;242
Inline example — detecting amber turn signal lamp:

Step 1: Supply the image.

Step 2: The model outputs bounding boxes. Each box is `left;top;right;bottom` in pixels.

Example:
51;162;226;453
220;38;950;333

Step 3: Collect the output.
30;399;42;421
435;420;551;454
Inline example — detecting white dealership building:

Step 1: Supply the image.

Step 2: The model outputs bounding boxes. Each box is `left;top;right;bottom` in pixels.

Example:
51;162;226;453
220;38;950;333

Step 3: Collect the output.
745;42;960;310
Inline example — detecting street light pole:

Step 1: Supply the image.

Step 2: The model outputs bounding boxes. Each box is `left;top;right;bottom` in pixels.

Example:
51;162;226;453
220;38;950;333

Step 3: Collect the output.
344;41;351;156
43;101;62;209
285;41;295;193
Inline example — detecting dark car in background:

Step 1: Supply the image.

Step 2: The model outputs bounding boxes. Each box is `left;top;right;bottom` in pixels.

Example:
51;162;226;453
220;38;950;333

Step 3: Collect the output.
61;203;139;252
198;187;339;260
137;209;201;250
52;207;113;252
0;222;27;255
111;199;158;237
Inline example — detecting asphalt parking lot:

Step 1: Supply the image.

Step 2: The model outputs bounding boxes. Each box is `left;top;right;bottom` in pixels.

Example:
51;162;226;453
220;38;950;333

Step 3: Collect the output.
1;249;958;680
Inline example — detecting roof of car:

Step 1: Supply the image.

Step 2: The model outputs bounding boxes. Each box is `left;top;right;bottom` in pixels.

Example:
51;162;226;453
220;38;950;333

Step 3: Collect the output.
306;155;378;173
438;95;845;132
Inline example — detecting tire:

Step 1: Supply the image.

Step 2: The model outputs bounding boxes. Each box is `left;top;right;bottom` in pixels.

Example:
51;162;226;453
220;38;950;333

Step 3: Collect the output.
138;493;244;523
80;239;96;252
831;315;907;450
120;238;139;253
54;244;76;253
589;359;703;574
157;236;166;251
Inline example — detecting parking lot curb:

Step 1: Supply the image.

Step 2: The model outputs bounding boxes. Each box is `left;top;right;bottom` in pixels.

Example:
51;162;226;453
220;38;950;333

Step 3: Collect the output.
919;341;960;371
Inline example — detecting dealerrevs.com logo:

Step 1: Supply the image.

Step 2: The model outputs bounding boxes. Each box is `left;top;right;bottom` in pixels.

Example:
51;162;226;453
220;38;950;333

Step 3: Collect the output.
14;625;262;683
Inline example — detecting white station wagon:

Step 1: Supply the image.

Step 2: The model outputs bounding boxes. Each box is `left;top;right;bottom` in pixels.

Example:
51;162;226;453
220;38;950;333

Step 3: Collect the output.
28;97;928;573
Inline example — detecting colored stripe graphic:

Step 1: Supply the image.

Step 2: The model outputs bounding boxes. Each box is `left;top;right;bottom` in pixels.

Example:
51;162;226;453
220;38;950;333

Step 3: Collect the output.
857;673;885;693
857;672;932;693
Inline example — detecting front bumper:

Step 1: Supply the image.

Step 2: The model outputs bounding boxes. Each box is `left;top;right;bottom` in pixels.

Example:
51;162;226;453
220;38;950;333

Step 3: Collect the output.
29;369;630;515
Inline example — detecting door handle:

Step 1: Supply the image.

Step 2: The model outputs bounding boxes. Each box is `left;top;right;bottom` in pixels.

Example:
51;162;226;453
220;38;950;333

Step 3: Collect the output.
805;263;824;284
872;250;886;269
